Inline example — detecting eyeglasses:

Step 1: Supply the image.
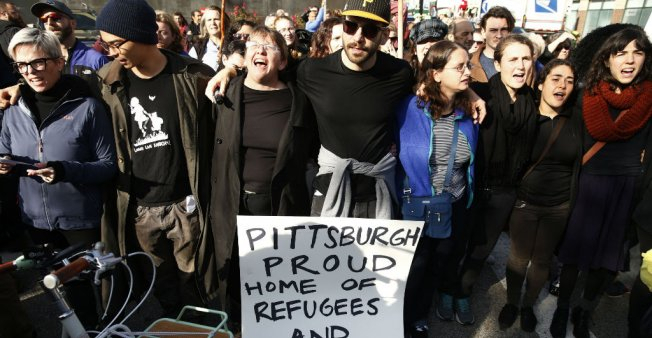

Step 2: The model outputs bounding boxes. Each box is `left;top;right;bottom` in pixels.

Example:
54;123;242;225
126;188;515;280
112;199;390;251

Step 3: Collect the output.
474;40;485;44
443;62;473;73
39;13;63;23
12;57;59;74
245;41;281;53
98;39;130;52
232;33;250;41
343;20;386;40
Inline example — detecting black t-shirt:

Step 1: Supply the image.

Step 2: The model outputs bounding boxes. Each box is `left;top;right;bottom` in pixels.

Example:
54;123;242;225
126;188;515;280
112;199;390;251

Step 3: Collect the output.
297;50;413;200
241;85;292;193
127;59;191;205
518;115;577;206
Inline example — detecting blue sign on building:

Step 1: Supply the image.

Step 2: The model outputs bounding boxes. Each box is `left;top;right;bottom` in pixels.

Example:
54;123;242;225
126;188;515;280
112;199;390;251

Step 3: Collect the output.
535;0;557;13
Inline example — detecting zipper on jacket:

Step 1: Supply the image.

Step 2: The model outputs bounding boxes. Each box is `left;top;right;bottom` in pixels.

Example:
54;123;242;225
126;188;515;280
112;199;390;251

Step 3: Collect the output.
37;132;53;230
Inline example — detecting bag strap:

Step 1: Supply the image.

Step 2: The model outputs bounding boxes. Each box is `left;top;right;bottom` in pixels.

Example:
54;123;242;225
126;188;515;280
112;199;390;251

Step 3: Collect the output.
522;117;566;180
442;120;460;190
582;109;628;165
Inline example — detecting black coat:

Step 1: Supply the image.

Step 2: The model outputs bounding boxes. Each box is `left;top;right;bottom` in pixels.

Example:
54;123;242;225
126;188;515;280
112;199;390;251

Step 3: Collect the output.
633;120;652;235
208;75;315;314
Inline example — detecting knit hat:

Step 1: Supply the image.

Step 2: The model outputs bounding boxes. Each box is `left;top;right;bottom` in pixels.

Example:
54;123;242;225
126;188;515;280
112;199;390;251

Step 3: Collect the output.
409;18;448;44
96;0;157;45
31;0;74;19
342;0;391;25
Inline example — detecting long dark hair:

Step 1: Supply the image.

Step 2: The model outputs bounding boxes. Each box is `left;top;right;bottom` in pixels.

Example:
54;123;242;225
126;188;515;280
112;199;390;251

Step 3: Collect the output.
584;26;652;93
417;40;472;119
309;17;343;58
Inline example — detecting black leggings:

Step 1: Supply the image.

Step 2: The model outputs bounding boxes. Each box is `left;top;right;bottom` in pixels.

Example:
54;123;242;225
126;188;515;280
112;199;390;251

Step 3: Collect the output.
404;198;470;326
506;200;570;307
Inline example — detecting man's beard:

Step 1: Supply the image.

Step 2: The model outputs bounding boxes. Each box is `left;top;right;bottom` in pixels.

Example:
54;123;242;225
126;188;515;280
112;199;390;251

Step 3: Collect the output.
343;42;378;66
56;25;74;43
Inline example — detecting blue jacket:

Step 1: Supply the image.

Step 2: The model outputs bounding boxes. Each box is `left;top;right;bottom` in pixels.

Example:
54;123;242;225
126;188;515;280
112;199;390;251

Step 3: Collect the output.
0;76;116;230
67;39;109;75
396;94;478;208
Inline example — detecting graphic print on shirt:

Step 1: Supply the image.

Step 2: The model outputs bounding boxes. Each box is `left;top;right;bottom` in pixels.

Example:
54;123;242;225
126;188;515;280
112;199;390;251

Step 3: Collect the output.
129;96;171;152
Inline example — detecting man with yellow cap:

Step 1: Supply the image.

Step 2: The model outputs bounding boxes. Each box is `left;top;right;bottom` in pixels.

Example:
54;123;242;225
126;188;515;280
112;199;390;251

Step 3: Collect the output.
298;0;413;220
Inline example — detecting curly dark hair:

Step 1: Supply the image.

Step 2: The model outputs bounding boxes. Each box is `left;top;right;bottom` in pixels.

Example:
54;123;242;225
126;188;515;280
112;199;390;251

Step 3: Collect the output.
417;40;472;119
309;17;343;58
583;26;652;93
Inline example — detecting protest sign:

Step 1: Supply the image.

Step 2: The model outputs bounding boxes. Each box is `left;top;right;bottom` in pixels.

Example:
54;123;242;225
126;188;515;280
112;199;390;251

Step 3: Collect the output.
238;216;422;338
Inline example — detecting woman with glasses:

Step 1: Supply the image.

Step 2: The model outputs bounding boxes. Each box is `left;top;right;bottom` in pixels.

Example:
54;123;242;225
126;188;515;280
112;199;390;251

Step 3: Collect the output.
498;59;579;333
0;28;116;328
397;40;478;337
209;25;314;332
274;16;308;64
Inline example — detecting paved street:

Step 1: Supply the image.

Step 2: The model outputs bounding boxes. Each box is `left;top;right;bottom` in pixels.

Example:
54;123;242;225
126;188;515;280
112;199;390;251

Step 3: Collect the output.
2;233;634;337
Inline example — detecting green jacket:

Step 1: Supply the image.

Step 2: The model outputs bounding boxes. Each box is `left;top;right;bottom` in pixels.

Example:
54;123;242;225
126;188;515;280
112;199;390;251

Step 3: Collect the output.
97;49;218;303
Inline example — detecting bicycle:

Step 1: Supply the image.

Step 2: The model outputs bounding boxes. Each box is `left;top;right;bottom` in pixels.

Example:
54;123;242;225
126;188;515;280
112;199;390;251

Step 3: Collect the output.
0;242;234;338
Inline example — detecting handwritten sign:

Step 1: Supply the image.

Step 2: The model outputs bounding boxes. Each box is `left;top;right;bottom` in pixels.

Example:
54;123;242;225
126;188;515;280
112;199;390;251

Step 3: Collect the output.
238;216;422;338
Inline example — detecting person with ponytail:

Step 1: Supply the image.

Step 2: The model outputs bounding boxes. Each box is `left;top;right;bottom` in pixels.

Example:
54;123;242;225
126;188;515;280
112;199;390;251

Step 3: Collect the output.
550;26;652;338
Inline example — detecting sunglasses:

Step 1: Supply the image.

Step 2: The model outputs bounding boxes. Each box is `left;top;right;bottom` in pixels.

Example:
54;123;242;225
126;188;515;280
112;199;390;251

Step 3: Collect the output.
232;33;250;41
39;13;63;23
343;20;385;40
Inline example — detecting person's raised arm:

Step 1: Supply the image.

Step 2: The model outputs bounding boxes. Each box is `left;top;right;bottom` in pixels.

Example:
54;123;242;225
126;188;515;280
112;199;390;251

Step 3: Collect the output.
205;66;238;103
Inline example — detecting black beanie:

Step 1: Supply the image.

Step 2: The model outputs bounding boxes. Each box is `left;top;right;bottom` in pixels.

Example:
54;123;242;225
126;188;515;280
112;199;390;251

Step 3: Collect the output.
96;0;157;45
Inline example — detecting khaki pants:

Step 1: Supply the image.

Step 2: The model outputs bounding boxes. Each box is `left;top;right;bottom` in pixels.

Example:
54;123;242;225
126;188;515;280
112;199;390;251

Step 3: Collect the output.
131;199;202;316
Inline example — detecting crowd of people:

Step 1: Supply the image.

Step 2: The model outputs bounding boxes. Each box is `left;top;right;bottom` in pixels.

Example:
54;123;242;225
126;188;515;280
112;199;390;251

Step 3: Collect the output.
0;0;651;338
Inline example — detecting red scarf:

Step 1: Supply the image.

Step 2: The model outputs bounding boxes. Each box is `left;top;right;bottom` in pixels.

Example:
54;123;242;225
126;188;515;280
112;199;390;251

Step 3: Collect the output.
583;80;652;141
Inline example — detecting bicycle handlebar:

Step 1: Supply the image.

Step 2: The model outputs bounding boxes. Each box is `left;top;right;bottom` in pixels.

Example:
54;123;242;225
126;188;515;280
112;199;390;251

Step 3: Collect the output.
43;256;92;289
0;255;38;275
0;260;16;274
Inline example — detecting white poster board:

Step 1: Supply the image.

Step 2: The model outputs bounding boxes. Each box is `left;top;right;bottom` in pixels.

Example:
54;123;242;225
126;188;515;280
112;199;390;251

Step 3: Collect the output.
237;216;423;338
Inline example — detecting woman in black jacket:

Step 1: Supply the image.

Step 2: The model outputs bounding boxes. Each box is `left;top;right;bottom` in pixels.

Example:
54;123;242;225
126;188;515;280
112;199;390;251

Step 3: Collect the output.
208;25;314;332
455;33;539;325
